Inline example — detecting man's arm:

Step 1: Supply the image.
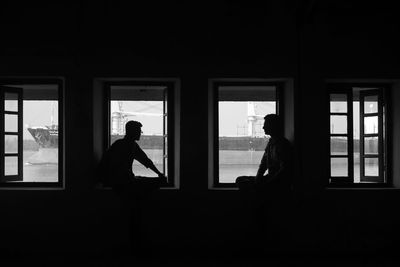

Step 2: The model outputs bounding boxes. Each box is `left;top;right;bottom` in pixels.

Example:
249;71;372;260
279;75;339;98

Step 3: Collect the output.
256;152;268;179
263;140;292;184
134;143;167;180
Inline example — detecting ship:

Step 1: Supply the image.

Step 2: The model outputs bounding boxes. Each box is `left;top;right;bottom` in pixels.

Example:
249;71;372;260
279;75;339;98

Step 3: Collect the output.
26;125;59;165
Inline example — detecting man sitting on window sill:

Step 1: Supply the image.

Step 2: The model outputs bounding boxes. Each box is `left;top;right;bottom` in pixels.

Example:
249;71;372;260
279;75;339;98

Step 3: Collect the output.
236;114;294;253
97;120;167;255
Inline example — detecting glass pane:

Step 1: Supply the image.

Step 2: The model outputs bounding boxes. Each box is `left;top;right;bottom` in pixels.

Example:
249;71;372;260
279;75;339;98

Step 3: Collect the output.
331;137;347;155
331;158;348;177
164;136;168;156
364;137;378;155
365;158;379;176
364;95;378;114
330;115;347;134
23;100;59;182
5;114;18;132
364;116;378;134
164;154;168;177
164;115;168;134
330;94;347;113
5;93;18;112
5;156;18;176
5;135;18;154
354;151;360;183
218;101;275;183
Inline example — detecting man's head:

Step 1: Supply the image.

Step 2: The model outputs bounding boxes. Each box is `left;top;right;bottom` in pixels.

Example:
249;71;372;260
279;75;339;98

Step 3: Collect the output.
263;114;282;137
125;120;143;140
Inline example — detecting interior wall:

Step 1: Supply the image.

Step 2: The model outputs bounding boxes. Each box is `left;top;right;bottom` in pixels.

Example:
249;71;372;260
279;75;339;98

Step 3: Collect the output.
0;1;399;259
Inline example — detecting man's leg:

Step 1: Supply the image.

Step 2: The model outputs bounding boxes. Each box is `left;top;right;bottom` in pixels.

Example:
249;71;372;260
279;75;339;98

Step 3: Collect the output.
236;176;257;206
132;176;163;198
126;177;163;257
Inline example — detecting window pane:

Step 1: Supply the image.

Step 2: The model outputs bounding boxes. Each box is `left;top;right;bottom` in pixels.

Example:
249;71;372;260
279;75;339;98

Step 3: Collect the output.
132;148;163;176
110;100;164;177
164;114;168;135
5;135;18;154
364;95;378;114
364;116;378;134
365;158;379;176
364;137;378;155
5;114;18;132
5;93;18;112
164;136;168;157
331;158;348;177
330;115;347;134
331;137;347;155
5;156;18;176
330;94;347;113
218;101;275;183
23;101;59;182
354;152;360;183
164;153;168;177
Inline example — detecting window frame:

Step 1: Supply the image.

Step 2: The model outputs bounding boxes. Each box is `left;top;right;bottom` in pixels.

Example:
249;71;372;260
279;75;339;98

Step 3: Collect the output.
208;79;284;189
327;83;390;188
1;86;23;182
0;78;65;189
103;79;180;189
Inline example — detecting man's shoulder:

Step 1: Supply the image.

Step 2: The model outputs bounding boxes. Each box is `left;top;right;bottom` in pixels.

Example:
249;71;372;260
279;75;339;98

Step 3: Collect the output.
110;138;137;150
270;136;292;150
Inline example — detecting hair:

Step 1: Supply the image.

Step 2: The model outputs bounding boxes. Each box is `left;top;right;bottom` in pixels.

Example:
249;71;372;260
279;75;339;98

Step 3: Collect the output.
125;120;142;136
264;114;282;133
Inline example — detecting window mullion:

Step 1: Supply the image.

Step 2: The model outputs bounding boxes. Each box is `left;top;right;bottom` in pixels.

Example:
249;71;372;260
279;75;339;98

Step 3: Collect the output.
329;89;353;184
163;87;168;176
347;90;354;183
378;89;384;180
0;87;4;181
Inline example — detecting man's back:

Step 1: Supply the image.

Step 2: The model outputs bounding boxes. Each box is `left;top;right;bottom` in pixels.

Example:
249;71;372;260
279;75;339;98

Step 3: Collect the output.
266;136;293;186
100;138;136;186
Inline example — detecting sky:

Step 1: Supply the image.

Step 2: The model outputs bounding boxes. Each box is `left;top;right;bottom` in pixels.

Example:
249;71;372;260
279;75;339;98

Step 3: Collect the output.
110;101;276;137
3;101;58;140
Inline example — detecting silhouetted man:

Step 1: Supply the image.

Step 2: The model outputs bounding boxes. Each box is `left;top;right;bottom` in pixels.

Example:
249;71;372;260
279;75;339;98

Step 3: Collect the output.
98;120;167;256
103;120;167;193
236;114;294;253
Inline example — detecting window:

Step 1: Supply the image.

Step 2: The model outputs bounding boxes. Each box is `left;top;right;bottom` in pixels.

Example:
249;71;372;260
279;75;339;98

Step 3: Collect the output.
0;79;63;188
105;80;179;188
209;80;282;188
328;84;388;186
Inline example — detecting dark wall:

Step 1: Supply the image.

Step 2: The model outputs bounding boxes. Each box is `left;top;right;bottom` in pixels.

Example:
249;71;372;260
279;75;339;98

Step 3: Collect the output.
0;1;400;259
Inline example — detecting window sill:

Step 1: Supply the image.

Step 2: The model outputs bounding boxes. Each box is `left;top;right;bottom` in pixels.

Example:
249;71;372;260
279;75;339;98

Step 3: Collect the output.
208;186;238;191
325;186;399;191
94;184;179;190
0;186;65;191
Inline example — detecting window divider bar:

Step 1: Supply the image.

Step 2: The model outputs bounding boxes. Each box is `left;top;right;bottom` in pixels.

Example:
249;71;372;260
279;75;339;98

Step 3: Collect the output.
4;111;19;115
330;134;349;137
4;132;19;135
330;155;349;158
362;154;379;158
363;113;379;117
0;88;4;182
363;133;379;137
330;112;348;116
4;153;19;157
